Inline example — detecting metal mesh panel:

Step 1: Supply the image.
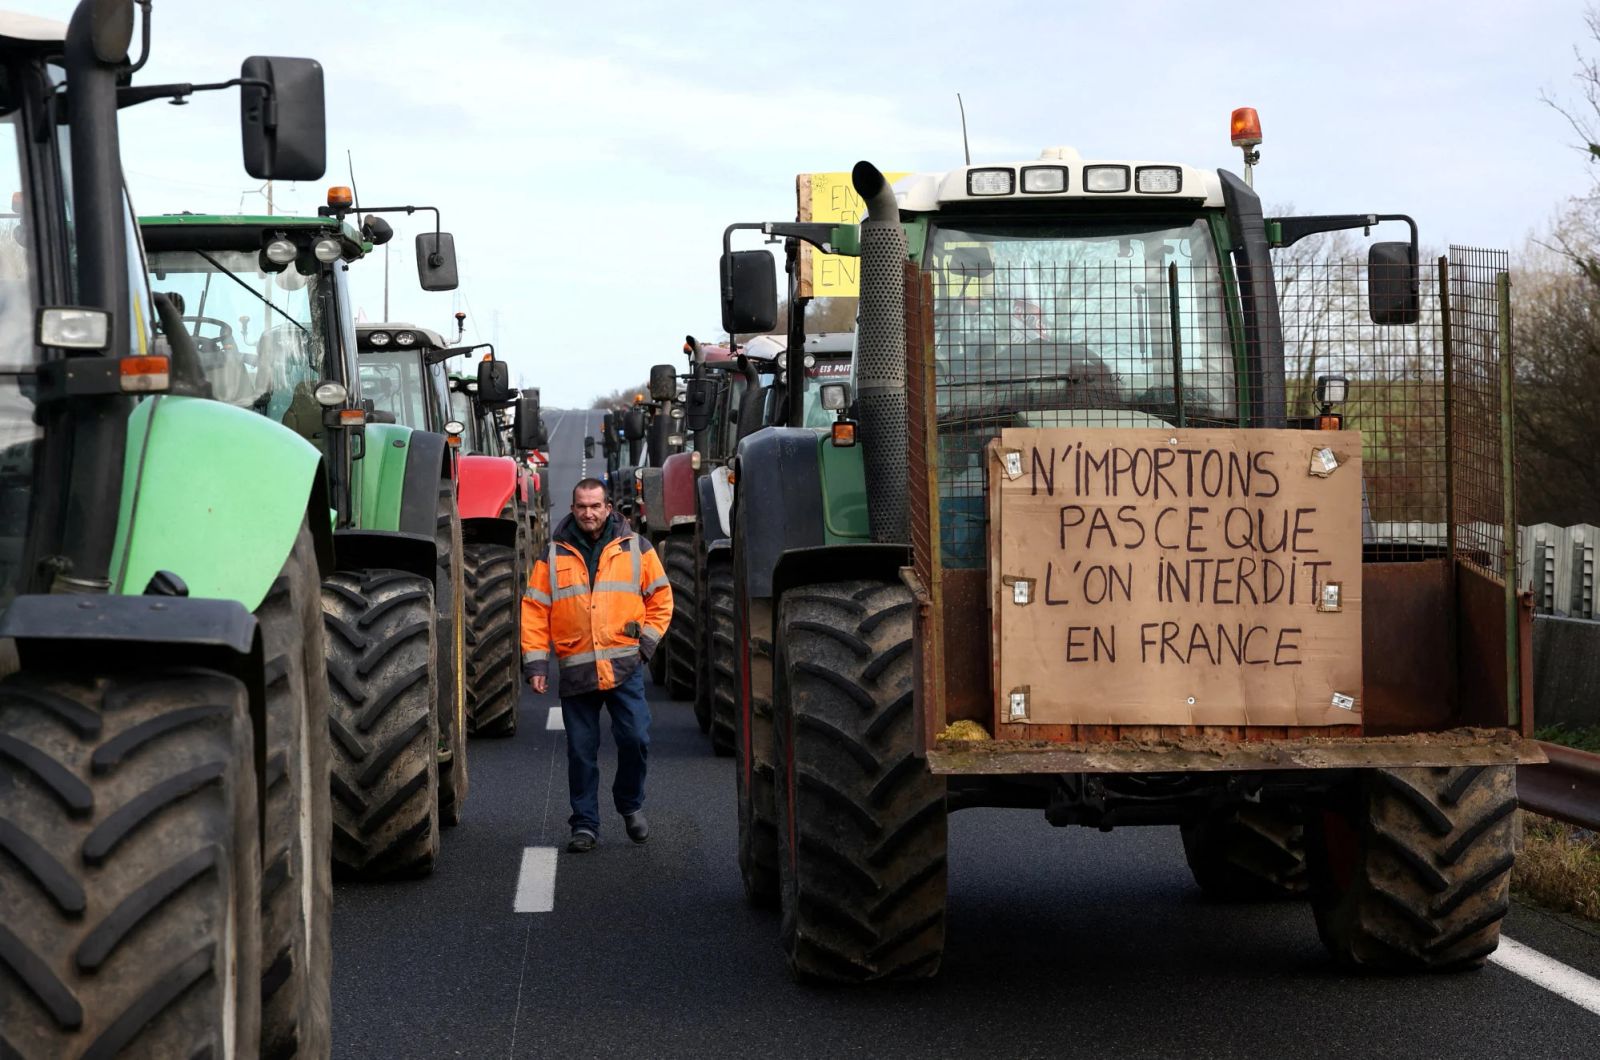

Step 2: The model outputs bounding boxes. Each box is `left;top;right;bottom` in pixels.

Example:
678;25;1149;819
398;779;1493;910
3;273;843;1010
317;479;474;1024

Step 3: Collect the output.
1448;245;1512;577
907;265;935;590
1276;255;1448;559
928;223;1238;569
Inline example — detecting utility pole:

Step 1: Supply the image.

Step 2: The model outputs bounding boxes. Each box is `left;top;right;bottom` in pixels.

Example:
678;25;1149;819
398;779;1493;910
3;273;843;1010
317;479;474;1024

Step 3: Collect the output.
266;180;273;216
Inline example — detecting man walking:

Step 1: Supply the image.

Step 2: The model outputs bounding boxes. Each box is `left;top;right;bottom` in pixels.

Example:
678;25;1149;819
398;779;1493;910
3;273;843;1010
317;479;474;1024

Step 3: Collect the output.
522;479;673;852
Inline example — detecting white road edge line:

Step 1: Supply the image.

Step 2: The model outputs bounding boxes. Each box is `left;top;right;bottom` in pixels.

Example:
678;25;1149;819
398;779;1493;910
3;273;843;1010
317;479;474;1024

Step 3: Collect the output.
546;707;564;731
514;847;558;913
1492;936;1600;1017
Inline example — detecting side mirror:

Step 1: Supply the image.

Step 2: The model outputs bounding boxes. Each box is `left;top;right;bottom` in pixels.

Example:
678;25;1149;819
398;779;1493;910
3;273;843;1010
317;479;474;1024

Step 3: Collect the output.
477;358;512;403
1368;241;1420;325
417;231;459;292
649;363;677;402
584;436;596;459
514;391;542;449
240;57;326;181
720;250;778;335
623;408;646;442
683;376;716;434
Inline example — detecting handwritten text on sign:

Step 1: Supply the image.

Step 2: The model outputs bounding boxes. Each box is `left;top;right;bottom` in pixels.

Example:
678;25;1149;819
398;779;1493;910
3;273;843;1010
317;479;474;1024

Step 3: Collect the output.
990;428;1363;728
798;170;908;298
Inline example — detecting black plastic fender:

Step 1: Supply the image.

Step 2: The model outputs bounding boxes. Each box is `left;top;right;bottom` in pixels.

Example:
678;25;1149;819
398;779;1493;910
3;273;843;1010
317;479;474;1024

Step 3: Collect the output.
733;427;830;599
399;430;452;548
332;529;437;585
696;471;729;552
462;516;518;550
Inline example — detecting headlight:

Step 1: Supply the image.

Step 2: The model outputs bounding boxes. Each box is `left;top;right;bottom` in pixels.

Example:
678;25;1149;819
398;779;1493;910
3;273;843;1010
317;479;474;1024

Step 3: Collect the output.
966;168;1014;196
394;331;417;347
466;381;478;393
1021;166;1067;193
820;382;849;411
367;331;391;347
444;420;465;435
1135;166;1182;194
38;307;109;349
803;353;816;369
1316;374;1349;406
1083;165;1130;193
312;236;343;263
313;381;348;407
263;238;297;264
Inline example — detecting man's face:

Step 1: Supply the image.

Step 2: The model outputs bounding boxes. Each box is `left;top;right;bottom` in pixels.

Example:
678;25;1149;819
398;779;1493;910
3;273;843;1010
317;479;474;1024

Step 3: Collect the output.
572;486;610;534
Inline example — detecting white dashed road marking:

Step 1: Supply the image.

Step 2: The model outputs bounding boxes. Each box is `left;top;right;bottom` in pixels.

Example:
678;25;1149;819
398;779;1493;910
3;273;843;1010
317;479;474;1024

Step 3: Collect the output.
514;847;558;913
1491;936;1600;1017
546;707;564;731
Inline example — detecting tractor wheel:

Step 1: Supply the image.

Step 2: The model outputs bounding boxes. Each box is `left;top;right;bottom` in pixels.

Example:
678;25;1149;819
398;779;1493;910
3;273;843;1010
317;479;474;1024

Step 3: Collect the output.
323;570;440;878
773;579;947;983
734;577;779;908
1308;765;1517;971
257;520;333;1059
464;541;520;739
0;669;262;1058
1181;803;1309;902
661;535;699;708
435;483;468;827
706;554;736;758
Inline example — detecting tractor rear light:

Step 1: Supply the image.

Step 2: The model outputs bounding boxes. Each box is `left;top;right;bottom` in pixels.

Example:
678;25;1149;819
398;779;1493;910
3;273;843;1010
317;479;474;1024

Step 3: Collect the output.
1084;165;1130;193
314;381;347;407
667;434;684;447
38;307;109;350
1230;107;1262;148
338;408;366;426
691;451;702;470
263;238;298;265
831;421;857;447
312;236;342;263
1021;166;1067;193
1317;413;1343;431
119;354;169;392
367;331;391;347
1135;166;1182;194
394;331;417;347
966;168;1014;196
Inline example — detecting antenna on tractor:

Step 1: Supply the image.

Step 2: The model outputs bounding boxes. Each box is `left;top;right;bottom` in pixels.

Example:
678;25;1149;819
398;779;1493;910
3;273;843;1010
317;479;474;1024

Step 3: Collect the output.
957;93;972;165
347;150;361;211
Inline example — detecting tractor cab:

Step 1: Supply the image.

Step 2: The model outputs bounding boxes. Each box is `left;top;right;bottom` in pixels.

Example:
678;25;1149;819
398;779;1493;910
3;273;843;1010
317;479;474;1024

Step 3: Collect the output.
356;323;457;431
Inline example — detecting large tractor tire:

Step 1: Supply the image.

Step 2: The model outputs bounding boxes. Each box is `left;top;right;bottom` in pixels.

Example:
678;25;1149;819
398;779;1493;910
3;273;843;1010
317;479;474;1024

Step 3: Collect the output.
1181;802;1309;902
706;553;736;758
661;534;698;708
734;563;779;908
773;580;947;983
1309;765;1516;971
464;540;519;738
435;483;468;826
258;520;334;1059
0;669;262;1057
323;570;440;878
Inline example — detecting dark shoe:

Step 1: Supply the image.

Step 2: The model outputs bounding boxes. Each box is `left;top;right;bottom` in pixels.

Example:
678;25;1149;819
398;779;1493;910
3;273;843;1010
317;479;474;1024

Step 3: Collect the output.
567;829;597;853
623;811;649;844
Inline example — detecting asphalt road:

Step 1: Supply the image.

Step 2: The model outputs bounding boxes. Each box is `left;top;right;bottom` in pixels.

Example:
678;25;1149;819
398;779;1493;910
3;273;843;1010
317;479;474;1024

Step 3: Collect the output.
329;410;1600;1059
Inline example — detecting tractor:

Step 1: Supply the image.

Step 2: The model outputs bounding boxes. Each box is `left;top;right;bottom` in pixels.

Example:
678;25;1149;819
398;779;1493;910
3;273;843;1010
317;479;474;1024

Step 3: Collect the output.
0;2;337;1055
358;325;527;743
142;190;470;883
719;124;1541;982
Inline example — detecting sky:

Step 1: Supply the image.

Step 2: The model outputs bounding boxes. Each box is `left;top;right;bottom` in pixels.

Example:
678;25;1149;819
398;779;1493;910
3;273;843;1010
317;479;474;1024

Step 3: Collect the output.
41;0;1600;407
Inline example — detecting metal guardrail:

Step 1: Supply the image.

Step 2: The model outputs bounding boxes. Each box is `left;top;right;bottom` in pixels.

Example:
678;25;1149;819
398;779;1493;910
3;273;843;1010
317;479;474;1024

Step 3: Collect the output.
1519;741;1600;830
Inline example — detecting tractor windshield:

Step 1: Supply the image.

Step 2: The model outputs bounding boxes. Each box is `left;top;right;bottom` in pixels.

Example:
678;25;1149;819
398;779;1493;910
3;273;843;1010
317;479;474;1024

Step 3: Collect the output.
925;215;1237;568
448;388;479;450
359;350;430;429
145;248;329;433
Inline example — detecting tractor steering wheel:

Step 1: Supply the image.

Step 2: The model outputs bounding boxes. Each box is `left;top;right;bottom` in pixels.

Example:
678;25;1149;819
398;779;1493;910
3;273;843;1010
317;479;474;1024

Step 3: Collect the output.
182;315;237;356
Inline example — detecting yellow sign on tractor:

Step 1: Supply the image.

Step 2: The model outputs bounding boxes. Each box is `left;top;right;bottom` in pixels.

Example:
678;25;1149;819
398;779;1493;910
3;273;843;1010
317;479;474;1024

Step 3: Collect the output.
796;170;908;297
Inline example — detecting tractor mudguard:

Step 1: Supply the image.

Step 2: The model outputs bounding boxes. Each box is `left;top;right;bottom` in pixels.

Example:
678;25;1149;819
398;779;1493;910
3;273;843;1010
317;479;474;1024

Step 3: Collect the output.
660;451;697;527
639;467;666;536
768;543;910;641
110;395;330;612
332;529;436;584
697;472;729;552
398;430;452;541
456;454;518;521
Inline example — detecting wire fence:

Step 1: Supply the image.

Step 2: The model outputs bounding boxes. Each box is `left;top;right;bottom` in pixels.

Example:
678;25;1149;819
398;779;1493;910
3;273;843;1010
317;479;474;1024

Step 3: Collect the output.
1448;245;1513;578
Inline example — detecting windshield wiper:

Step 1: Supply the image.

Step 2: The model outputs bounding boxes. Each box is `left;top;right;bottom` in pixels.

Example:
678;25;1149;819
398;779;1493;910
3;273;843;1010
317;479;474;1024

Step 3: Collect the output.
193;251;309;337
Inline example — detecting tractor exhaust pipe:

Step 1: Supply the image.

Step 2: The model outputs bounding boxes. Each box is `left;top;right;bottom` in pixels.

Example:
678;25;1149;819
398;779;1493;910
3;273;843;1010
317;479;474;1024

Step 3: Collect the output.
851;161;909;546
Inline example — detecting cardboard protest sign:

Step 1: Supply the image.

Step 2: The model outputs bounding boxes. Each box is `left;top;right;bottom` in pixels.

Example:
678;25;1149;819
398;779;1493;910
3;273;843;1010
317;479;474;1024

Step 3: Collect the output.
988;428;1363;728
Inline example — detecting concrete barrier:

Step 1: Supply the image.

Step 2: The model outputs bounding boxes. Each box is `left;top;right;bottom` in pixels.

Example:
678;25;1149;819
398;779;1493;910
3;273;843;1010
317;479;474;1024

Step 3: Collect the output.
1532;614;1600;729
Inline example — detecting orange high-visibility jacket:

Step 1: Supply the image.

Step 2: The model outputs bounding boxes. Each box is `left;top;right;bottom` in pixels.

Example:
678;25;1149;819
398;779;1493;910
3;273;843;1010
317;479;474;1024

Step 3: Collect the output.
521;515;673;696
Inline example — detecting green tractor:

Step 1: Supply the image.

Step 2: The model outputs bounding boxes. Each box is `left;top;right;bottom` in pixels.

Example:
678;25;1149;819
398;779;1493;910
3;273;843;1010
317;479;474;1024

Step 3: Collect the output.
0;2;336;1055
140;187;471;881
720;137;1539;982
358;325;526;740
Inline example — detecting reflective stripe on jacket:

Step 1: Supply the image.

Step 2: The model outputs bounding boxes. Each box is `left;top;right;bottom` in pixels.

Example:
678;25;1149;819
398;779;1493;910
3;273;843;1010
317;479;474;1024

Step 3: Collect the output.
521;513;673;696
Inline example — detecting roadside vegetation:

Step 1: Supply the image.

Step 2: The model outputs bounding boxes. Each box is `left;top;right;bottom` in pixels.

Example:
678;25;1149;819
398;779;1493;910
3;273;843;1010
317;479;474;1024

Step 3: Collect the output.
1514;811;1600;922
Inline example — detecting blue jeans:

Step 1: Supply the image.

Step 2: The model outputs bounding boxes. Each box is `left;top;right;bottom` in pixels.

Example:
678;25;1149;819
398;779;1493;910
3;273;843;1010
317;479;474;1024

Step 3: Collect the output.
561;666;650;834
